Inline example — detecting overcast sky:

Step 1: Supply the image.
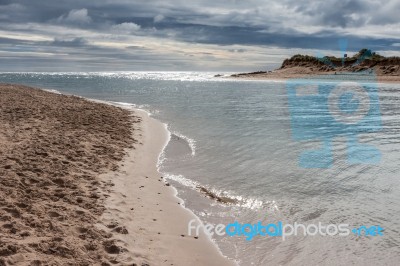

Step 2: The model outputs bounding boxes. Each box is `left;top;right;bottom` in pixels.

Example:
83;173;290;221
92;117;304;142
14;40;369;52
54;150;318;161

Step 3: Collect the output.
0;0;399;72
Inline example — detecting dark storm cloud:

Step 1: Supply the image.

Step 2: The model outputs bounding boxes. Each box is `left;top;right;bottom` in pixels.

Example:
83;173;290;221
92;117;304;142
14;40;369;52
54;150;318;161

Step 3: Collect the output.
135;20;397;51
291;0;369;27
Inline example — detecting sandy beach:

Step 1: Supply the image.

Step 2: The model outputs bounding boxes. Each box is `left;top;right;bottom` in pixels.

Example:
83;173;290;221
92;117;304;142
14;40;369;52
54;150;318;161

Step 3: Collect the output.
229;67;400;84
0;84;234;265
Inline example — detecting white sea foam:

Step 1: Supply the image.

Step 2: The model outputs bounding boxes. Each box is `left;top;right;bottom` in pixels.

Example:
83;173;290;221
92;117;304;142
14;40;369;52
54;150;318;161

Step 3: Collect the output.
162;173;268;211
156;121;171;172
208;187;268;210
110;101;159;116
43;89;62;94
163;173;200;189
170;131;196;156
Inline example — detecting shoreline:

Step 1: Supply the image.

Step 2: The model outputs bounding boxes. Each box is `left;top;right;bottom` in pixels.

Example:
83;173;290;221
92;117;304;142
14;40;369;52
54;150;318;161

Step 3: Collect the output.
0;83;234;265
98;106;235;265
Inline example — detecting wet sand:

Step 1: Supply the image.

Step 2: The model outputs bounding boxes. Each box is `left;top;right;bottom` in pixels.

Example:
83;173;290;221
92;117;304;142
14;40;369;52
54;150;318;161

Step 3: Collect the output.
0;84;234;265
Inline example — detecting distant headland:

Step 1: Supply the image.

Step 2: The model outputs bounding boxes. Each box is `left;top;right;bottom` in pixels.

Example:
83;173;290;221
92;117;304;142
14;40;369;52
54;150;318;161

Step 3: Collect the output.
229;49;400;83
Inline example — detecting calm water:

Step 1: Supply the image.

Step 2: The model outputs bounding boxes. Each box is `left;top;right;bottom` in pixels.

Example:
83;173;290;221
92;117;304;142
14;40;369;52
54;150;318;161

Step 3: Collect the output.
1;72;400;265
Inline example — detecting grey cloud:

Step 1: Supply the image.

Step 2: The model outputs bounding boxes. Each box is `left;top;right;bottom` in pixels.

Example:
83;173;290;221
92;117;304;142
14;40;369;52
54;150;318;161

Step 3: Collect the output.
154;14;164;23
111;22;141;33
0;36;28;44
51;37;88;47
229;49;246;53
126;45;148;50
292;0;370;27
0;0;397;28
56;8;92;25
0;0;398;71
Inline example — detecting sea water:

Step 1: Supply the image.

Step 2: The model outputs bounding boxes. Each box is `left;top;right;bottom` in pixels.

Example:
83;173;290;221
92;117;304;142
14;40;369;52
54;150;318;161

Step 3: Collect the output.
1;72;399;265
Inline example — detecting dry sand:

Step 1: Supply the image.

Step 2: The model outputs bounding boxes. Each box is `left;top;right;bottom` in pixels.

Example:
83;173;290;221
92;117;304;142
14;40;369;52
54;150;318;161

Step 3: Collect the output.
0;84;234;265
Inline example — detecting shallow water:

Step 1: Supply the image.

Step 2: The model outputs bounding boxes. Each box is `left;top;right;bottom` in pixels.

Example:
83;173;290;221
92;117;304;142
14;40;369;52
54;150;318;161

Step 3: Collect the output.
1;72;399;265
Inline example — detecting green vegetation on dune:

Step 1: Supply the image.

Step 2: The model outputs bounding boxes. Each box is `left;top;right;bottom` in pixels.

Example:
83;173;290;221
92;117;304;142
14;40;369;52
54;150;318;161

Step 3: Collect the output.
231;49;400;77
281;49;400;70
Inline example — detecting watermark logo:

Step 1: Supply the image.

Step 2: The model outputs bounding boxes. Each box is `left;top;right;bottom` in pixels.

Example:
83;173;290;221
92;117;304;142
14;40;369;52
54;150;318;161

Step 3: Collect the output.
286;40;382;168
188;219;384;241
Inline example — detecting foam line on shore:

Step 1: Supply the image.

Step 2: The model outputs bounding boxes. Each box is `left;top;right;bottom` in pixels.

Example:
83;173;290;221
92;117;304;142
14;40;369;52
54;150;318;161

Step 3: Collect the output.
170;131;196;156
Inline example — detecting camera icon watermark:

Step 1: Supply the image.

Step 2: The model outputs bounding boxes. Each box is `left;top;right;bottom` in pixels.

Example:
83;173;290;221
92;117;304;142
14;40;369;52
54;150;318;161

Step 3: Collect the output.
287;72;381;168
